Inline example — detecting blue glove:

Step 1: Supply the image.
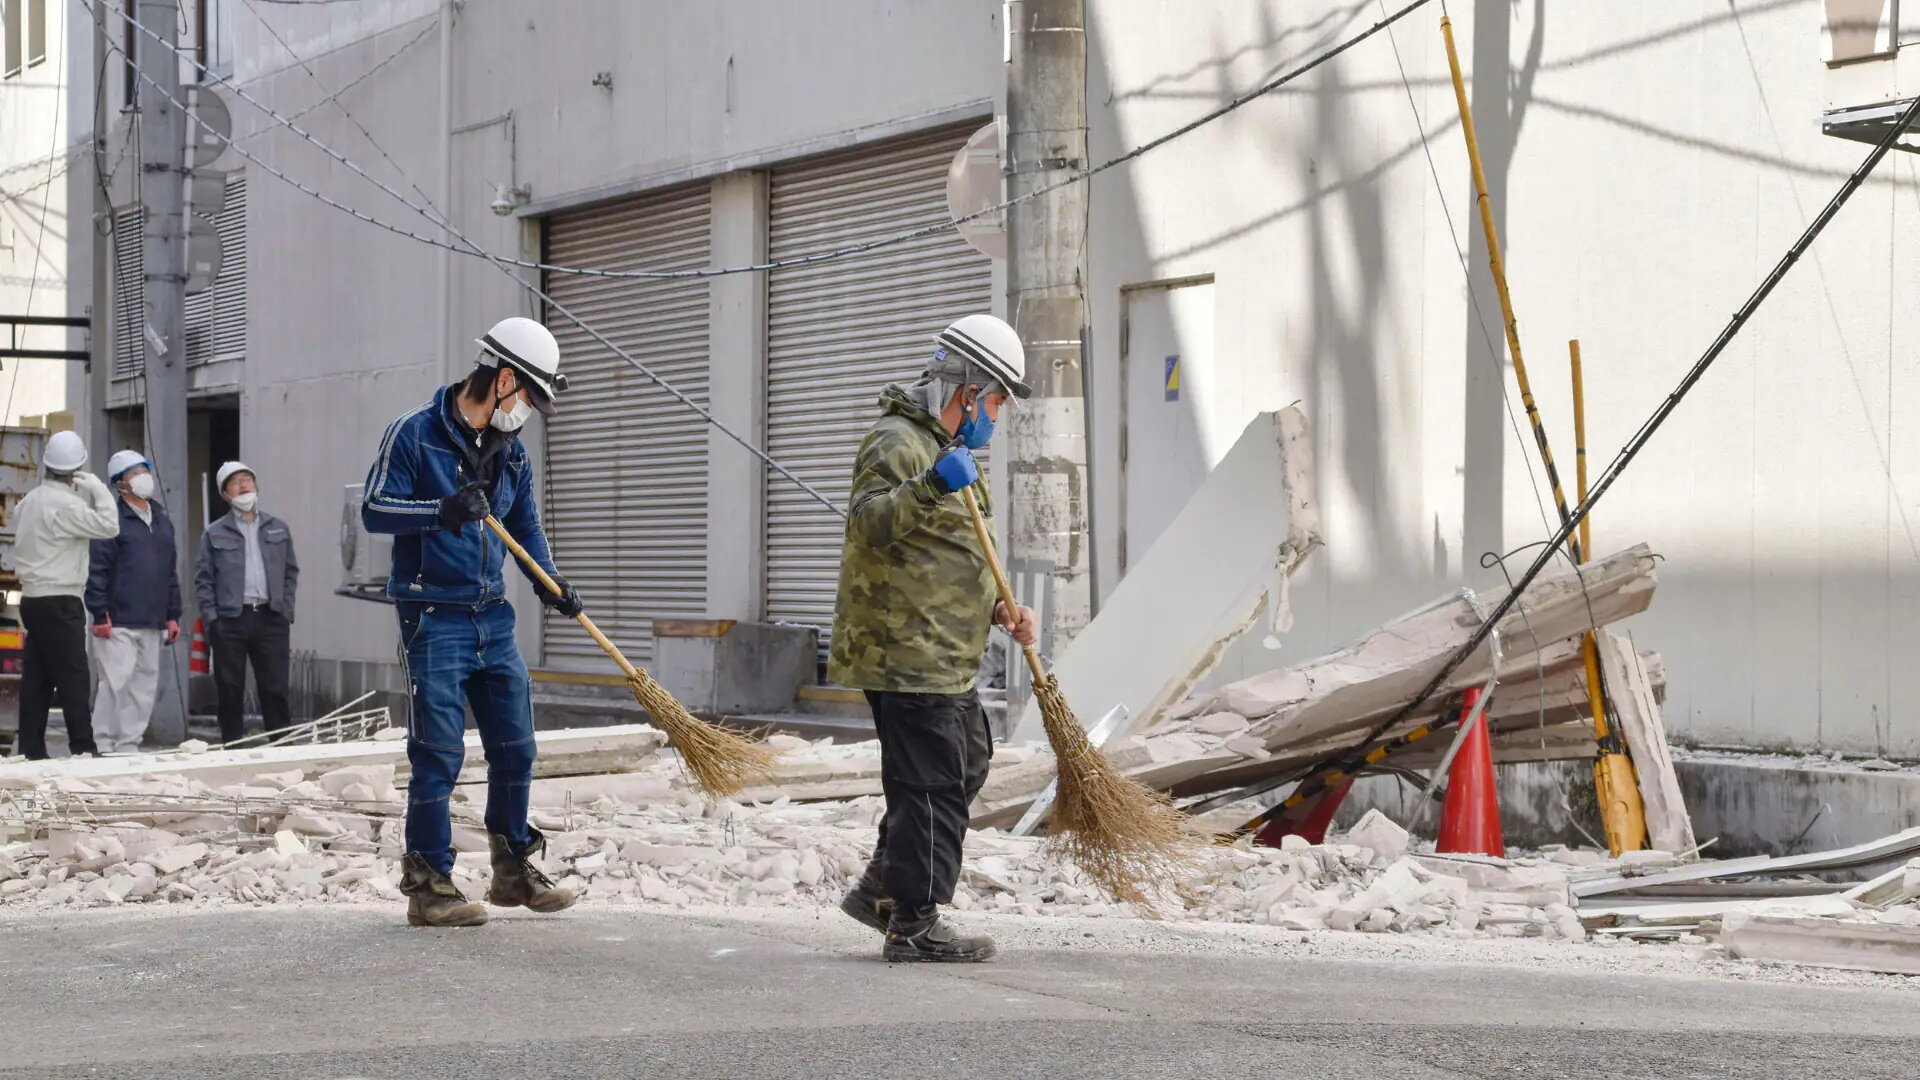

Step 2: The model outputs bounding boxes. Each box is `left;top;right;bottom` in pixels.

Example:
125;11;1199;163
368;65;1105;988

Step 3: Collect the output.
927;447;980;496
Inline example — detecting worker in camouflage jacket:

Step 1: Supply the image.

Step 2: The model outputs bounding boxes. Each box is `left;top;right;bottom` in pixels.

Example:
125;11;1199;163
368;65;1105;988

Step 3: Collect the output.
830;314;1038;964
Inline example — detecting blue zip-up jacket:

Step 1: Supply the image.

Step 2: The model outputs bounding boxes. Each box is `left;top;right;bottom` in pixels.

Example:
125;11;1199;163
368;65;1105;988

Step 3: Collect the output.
361;385;559;605
85;496;183;629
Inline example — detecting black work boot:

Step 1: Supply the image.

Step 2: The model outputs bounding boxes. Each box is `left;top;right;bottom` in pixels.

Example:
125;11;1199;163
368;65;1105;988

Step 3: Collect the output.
399;852;489;927
486;828;577;913
882;908;996;963
839;884;894;933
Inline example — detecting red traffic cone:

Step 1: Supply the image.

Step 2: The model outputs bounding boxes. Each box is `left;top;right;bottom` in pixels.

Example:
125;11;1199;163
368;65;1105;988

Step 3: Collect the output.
1253;777;1355;847
189;618;210;674
1436;687;1504;856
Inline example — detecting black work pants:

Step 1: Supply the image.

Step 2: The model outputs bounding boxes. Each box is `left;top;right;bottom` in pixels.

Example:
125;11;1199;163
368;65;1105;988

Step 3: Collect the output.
16;595;97;759
210;607;292;742
859;689;993;918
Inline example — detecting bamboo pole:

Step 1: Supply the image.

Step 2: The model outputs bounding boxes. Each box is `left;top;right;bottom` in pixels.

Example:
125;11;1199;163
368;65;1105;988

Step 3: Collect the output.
1569;341;1647;854
1439;16;1581;562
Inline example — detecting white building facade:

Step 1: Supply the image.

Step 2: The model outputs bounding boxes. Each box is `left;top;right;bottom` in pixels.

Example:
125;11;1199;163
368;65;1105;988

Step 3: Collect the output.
10;0;1920;755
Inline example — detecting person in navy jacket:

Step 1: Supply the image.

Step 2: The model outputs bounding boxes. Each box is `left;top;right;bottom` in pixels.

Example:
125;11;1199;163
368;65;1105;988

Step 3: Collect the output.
85;451;182;754
362;317;583;928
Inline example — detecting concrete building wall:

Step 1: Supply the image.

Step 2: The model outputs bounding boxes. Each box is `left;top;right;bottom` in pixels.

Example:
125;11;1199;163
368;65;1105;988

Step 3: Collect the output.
206;0;1001;672
1086;0;1920;755
45;0;1920;755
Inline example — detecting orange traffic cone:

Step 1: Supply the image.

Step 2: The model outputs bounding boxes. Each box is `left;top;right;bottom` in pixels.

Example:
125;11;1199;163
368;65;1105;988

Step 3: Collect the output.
189;619;209;674
1436;687;1504;856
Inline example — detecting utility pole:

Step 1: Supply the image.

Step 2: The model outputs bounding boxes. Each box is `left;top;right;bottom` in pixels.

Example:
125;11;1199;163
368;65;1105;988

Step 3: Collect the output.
1004;0;1092;720
137;0;190;744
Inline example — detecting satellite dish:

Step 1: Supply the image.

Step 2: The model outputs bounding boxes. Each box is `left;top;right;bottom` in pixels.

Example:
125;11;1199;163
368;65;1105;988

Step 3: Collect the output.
185;216;223;296
946;120;1006;261
186;86;233;169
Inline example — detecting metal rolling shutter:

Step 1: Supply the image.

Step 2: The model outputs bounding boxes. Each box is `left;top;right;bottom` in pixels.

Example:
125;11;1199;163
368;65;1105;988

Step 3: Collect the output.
541;183;711;666
763;123;993;635
184;176;246;367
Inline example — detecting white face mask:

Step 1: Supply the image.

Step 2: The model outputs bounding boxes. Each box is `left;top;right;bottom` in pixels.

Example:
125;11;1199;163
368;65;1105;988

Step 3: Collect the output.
128;474;156;499
230;491;259;513
490;393;533;433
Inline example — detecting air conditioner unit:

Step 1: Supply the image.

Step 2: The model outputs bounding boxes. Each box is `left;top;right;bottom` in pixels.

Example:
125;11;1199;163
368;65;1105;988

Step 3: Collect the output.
340;483;392;588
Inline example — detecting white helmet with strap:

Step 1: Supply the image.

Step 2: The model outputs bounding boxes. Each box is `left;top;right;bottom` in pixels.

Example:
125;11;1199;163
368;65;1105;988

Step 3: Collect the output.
933;314;1030;399
476;316;568;416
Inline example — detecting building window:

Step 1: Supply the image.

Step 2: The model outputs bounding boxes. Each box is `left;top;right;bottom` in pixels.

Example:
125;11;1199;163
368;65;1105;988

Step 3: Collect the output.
122;6;136;107
4;1;22;80
197;0;233;79
26;0;43;68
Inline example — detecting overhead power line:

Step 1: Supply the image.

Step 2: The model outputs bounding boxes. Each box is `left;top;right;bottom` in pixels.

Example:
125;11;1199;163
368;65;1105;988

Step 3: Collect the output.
92;0;1434;520
1268;90;1920;817
86;0;847;517
114;0;1436;281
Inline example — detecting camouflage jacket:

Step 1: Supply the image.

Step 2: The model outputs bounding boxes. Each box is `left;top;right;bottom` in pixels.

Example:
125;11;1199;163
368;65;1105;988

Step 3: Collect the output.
829;386;995;694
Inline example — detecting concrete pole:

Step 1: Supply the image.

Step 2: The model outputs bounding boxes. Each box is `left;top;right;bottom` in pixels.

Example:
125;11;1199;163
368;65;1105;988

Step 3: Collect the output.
86;0;111;460
136;0;189;743
1004;0;1092;715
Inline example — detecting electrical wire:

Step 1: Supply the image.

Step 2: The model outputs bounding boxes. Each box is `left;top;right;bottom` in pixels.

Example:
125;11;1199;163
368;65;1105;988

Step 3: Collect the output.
91;0;1437;520
237;0;440;214
1375;1;1558;546
1280;90;1920;811
106;0;1437;282
85;0;850;519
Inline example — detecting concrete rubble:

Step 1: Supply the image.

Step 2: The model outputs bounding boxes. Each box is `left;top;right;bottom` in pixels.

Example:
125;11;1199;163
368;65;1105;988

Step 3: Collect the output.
0;741;1620;943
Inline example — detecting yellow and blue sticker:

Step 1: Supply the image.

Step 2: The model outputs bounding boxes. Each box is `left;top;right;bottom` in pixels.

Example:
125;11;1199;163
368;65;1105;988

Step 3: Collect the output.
1164;355;1180;402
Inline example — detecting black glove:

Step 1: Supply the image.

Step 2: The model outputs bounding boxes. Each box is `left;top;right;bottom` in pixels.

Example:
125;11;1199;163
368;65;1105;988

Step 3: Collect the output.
540;575;585;618
438;481;490;529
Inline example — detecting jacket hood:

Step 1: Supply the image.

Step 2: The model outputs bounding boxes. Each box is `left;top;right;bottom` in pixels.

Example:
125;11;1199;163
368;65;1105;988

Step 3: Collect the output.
879;385;953;445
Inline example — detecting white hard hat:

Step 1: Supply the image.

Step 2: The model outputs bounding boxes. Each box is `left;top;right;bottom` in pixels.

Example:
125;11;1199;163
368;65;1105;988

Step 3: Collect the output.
107;449;152;481
43;431;88;473
476;316;566;416
934;314;1030;399
216;460;255;492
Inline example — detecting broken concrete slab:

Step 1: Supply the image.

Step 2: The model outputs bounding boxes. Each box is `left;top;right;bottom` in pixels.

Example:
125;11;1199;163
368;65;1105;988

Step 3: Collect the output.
1009;408;1321;745
1720;911;1920;975
1574;826;1920;899
1596;630;1696;855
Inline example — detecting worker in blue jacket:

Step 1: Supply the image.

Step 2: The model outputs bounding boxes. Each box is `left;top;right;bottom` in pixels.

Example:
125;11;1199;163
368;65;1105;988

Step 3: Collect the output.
361;316;583;928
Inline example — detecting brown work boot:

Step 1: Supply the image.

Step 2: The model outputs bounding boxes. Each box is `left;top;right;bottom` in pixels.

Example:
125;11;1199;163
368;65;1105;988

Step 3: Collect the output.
399;852;489;927
486;828;576;913
882;908;996;963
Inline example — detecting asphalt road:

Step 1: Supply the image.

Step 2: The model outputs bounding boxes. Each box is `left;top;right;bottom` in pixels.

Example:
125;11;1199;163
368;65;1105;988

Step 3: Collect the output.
0;905;1915;1079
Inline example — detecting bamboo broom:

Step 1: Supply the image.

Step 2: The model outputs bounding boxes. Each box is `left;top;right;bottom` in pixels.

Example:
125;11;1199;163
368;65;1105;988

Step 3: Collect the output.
484;516;775;797
959;487;1198;906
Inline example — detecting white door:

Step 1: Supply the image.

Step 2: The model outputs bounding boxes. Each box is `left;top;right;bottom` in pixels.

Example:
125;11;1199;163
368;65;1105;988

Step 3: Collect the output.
1121;279;1216;572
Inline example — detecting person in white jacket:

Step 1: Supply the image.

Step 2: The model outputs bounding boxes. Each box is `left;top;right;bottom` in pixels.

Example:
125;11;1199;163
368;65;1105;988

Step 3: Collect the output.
12;431;120;759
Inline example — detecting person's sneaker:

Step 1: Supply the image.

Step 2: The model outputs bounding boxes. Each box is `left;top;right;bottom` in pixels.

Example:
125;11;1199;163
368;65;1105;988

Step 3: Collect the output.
882;911;996;963
486;829;576;913
838;885;893;933
399;852;489;927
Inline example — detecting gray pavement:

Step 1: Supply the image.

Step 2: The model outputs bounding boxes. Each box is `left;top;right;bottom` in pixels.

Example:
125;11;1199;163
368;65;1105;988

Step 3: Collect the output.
0;905;1914;1078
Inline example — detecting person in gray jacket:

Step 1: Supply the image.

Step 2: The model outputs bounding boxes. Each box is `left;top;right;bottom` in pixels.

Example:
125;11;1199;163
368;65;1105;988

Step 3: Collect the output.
193;462;298;742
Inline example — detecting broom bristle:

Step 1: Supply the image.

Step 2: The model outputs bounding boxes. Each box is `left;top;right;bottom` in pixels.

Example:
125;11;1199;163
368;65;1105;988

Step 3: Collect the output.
628;672;776;797
1033;675;1202;907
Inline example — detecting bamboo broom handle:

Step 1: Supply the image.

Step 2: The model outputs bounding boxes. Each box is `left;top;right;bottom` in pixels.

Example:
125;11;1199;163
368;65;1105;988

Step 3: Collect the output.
483;515;641;681
960;485;1049;684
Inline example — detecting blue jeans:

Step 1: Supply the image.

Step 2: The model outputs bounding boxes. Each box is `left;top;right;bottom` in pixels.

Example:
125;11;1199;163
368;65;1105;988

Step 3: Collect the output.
398;600;537;875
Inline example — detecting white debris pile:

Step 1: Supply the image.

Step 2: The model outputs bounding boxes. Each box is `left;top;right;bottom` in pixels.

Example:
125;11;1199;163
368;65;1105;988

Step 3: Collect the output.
0;765;1592;941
